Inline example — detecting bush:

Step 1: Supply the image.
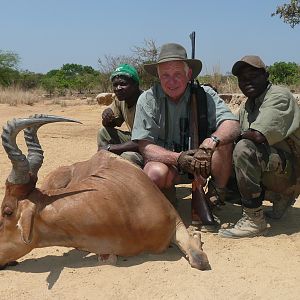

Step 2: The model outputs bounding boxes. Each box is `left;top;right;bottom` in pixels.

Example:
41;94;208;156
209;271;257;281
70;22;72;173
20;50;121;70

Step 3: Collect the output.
268;61;300;86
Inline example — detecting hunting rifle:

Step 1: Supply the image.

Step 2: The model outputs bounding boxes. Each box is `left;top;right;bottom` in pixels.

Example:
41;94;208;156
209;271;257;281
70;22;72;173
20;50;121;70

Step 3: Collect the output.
189;31;215;226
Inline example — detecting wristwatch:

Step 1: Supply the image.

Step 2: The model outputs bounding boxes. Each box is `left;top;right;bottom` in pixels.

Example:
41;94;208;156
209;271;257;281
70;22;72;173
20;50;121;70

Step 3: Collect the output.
210;135;220;146
106;144;111;151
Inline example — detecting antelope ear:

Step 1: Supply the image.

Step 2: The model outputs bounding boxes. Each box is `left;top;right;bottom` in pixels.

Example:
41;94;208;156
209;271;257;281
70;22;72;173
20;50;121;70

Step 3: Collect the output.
18;201;36;244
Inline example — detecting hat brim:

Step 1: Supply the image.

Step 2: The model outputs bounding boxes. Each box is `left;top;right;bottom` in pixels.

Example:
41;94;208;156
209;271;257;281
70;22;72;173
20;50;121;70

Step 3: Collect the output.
232;60;266;76
144;58;202;79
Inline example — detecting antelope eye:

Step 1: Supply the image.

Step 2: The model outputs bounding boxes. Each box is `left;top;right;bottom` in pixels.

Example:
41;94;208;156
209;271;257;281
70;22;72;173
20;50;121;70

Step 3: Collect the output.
3;206;13;216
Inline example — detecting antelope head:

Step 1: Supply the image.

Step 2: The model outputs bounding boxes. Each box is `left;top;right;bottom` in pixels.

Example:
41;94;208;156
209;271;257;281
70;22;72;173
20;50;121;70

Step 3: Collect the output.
0;114;81;268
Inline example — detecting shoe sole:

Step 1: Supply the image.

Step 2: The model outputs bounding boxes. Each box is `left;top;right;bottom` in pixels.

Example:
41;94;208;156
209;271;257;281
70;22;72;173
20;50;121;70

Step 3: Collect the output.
218;228;268;239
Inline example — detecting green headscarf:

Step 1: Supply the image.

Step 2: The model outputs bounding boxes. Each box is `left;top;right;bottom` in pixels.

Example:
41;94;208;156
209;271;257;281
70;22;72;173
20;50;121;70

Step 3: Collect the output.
110;64;140;83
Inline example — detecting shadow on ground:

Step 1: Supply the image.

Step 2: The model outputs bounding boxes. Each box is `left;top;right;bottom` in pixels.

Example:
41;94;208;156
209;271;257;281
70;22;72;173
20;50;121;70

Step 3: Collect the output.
6;243;184;289
175;183;300;236
6;184;300;289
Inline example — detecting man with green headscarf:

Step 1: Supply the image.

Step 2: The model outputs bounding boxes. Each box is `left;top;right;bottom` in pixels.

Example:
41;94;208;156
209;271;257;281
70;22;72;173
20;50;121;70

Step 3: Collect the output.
97;64;143;167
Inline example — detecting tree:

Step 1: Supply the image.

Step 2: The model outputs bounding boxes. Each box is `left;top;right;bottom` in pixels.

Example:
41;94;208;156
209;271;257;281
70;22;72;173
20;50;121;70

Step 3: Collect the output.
268;61;300;85
0;50;20;86
18;71;43;90
272;0;300;28
41;76;57;97
97;39;160;90
41;64;100;96
131;39;160;88
98;54;135;91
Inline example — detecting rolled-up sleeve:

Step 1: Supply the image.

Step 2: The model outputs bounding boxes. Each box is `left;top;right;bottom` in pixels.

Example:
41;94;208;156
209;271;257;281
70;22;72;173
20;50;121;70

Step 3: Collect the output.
204;86;238;132
132;89;160;142
250;88;300;145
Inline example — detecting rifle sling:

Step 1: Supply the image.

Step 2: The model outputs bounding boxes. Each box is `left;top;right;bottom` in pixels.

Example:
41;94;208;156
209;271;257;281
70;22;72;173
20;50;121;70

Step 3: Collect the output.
163;83;208;150
189;82;208;145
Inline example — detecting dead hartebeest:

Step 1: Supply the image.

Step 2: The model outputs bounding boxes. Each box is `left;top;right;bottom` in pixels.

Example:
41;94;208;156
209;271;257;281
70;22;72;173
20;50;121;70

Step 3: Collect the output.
0;114;210;270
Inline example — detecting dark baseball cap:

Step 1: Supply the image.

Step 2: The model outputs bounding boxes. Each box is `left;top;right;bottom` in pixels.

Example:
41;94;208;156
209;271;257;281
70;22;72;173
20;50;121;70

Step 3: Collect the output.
232;55;266;76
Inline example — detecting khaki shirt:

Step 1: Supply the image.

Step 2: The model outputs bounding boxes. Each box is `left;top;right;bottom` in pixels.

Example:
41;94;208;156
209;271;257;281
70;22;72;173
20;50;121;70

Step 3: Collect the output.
109;94;136;131
132;83;238;150
239;84;300;155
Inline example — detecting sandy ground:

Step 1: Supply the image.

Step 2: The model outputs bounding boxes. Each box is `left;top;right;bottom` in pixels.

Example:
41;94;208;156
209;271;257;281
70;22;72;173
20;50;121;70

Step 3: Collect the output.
0;101;300;300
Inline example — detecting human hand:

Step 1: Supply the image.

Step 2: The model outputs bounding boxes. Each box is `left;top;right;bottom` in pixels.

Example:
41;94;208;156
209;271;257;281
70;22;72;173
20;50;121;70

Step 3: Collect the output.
192;146;213;178
240;129;267;144
200;137;218;151
98;144;111;152
177;149;197;174
102;108;116;127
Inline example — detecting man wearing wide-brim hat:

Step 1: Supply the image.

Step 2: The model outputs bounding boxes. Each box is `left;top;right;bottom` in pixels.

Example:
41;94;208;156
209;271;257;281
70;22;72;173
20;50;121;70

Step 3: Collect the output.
131;43;240;228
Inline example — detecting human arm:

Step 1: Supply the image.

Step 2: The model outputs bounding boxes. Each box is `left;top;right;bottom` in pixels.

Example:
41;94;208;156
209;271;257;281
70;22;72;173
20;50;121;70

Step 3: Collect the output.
138;139;180;165
203;85;240;148
201;119;241;149
192;120;240;177
139;139;200;175
100;140;139;155
239;129;267;144
245;87;299;145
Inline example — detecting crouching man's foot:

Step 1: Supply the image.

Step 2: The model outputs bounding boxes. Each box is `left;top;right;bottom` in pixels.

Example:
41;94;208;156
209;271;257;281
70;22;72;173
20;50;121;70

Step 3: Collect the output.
218;206;268;238
264;191;296;219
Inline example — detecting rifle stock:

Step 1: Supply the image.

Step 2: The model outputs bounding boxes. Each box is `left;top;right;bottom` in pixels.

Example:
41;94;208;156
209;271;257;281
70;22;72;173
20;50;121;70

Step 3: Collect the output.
189;31;214;226
190;91;215;225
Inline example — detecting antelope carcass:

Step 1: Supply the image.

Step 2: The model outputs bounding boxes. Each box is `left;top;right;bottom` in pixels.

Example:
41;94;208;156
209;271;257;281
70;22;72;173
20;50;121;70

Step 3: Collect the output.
0;114;210;270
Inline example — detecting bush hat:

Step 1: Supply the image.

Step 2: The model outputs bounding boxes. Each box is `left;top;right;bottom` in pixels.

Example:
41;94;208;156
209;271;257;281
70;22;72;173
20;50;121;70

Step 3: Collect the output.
232;55;266;76
110;64;140;83
144;43;202;79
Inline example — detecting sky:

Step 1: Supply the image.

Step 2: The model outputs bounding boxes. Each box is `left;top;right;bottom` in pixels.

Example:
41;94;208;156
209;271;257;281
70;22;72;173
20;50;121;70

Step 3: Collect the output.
1;0;299;75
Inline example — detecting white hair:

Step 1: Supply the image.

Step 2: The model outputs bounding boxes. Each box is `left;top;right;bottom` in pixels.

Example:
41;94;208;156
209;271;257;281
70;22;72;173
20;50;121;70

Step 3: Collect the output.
157;61;190;77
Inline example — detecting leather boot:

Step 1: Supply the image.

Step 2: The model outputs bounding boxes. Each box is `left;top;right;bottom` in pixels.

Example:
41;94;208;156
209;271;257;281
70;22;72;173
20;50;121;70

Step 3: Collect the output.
218;206;267;238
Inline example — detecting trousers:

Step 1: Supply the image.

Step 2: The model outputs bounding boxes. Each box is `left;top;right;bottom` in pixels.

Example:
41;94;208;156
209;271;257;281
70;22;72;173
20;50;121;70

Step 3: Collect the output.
233;139;296;208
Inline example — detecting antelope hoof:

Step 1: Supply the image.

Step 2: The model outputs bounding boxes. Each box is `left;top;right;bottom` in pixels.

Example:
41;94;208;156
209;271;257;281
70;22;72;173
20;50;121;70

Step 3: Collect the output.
97;254;117;265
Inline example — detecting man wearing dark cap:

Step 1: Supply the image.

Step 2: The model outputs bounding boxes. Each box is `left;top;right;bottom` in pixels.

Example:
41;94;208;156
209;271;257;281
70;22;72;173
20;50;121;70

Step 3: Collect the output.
131;43;240;227
219;55;300;238
97;64;143;166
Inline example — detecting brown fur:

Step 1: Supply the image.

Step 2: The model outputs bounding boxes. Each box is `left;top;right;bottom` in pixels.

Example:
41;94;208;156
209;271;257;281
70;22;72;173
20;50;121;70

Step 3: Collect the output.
0;150;209;270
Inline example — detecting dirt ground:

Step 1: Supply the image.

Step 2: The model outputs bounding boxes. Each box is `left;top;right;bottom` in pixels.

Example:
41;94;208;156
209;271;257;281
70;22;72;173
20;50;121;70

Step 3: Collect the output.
0;101;299;300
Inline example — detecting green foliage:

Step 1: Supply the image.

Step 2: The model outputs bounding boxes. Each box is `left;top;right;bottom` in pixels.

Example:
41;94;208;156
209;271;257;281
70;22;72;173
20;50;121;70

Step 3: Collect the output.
0;50;19;69
268;61;300;85
41;76;57;97
0;50;20;86
41;64;100;96
2;40;300;97
272;0;300;28
18;71;43;90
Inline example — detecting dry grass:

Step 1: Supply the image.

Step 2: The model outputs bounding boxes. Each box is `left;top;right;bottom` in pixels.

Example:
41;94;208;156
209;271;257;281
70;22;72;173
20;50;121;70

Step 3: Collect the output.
0;82;298;108
0;87;97;107
0;87;45;106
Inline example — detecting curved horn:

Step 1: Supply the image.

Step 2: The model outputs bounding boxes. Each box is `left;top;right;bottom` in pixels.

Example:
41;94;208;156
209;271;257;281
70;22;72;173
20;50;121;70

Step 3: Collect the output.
23;114;82;176
2;118;31;184
1;115;81;184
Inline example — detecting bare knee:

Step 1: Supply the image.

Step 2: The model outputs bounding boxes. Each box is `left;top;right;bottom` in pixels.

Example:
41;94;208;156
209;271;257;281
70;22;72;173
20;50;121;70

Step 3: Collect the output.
144;162;175;189
211;143;234;187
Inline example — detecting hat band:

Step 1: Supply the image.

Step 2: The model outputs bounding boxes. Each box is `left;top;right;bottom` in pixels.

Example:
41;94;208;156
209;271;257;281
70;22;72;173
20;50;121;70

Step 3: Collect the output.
158;56;187;63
